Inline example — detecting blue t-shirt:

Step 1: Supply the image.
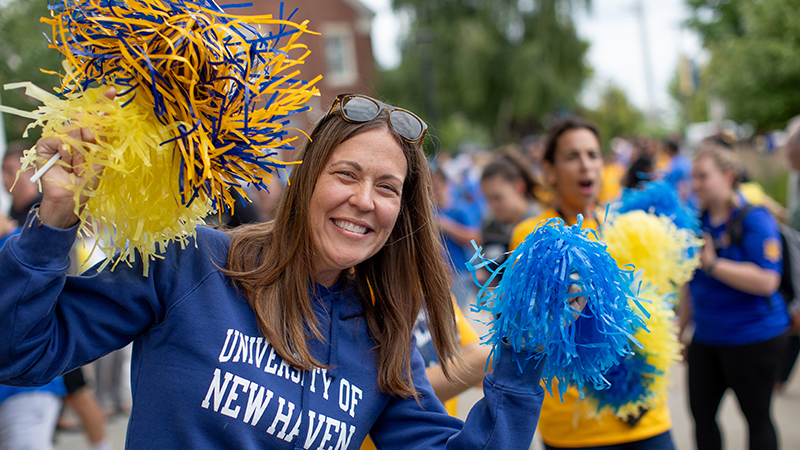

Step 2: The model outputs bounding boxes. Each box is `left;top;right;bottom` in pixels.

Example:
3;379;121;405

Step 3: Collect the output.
0;378;66;404
665;154;692;191
689;205;790;346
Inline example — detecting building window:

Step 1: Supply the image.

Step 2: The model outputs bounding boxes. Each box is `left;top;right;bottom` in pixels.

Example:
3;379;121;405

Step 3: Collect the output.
323;24;358;87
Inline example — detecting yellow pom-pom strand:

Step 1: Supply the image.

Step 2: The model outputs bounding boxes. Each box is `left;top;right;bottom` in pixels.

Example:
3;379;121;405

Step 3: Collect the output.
2;1;321;274
601;210;701;295
9;82;212;273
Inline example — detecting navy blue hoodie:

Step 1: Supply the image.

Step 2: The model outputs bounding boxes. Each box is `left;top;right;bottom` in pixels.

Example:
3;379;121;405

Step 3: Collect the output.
0;212;545;449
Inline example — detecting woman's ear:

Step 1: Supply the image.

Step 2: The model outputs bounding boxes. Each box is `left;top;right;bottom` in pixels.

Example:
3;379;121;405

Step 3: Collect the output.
725;168;737;188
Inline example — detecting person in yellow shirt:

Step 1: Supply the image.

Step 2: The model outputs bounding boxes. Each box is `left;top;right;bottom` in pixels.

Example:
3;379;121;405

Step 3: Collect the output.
361;303;489;449
511;117;675;450
598;151;625;205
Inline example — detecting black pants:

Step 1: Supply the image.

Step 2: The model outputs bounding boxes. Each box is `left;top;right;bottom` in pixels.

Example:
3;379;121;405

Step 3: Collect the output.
777;334;800;384
688;334;786;450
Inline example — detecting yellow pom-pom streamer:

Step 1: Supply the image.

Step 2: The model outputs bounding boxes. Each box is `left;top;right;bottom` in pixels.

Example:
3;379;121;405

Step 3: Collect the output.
602;210;701;296
10;82;212;272
1;0;321;273
579;209;696;418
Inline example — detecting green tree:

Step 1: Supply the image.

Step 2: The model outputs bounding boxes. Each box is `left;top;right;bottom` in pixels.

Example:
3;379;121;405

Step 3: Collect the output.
667;63;709;127
686;0;800;130
581;83;645;149
0;0;62;144
378;0;591;149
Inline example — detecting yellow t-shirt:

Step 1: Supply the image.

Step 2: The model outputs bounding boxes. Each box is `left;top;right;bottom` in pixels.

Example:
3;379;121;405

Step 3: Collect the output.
360;304;480;450
598;163;626;205
509;209;672;447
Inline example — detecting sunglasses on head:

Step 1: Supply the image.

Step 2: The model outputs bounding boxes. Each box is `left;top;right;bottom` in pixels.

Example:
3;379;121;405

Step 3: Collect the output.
326;94;428;145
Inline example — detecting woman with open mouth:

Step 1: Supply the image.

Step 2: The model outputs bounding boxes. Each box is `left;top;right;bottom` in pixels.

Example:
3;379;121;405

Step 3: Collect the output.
510;116;677;450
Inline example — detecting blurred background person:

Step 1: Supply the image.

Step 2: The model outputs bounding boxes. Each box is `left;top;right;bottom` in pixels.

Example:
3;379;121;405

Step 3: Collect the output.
0;380;65;450
478;152;541;284
778;115;800;391
680;145;789;450
662;137;692;201
3;140;41;224
623;138;656;190
521;134;554;205
0;156;67;450
431;164;481;311
597;146;625;204
512;116;676;450
3;142;113;450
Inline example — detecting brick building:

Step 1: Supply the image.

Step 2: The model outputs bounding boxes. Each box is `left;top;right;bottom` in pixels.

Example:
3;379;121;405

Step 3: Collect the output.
217;0;378;129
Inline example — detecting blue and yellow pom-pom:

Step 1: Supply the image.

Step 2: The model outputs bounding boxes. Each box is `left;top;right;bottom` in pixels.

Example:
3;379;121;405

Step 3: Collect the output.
602;210;701;296
611;180;700;233
2;0;320;273
585;284;682;418
468;216;649;399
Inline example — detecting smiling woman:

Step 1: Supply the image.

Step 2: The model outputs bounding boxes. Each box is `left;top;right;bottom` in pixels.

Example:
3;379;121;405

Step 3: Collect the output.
308;129;407;287
1;94;552;449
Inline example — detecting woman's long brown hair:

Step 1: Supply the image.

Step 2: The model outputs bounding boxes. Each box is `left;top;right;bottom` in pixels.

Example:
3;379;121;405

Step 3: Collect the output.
223;112;460;398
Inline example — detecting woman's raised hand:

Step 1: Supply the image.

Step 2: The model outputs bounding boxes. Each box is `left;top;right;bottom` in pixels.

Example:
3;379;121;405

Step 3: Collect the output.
37;88;116;229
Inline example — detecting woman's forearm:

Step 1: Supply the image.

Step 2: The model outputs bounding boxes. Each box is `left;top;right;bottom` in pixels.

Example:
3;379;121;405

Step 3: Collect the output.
438;217;481;247
706;258;781;297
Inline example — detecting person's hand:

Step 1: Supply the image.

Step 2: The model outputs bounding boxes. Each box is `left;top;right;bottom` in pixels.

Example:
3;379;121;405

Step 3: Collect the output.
699;234;717;273
568;272;588;320
37;88;115;229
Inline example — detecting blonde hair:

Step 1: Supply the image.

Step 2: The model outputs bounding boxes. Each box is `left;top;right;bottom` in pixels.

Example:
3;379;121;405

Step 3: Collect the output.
692;145;743;189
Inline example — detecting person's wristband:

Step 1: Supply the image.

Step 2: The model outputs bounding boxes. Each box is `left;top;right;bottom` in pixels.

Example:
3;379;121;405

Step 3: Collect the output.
704;257;719;275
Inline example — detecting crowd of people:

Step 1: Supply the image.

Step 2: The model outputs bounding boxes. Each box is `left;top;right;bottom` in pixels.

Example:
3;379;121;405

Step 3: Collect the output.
1;90;799;450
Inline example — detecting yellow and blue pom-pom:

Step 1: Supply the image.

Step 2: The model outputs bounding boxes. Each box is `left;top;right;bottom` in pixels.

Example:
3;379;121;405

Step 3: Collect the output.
611;180;699;233
3;0;320;273
587;352;659;415
468;216;650;399
585;285;682;418
602;210;701;297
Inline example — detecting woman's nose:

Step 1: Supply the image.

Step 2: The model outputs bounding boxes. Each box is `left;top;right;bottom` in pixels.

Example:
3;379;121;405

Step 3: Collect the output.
350;183;375;211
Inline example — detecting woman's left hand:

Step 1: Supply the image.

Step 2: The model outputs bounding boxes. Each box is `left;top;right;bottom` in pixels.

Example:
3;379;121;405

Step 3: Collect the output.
699;234;717;272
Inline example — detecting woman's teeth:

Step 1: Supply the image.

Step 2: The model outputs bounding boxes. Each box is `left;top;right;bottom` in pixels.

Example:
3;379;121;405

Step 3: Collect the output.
334;220;368;234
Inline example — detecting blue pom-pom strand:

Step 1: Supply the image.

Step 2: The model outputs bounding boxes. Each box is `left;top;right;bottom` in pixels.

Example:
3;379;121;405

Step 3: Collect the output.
586;352;660;412
46;0;315;205
610;180;700;233
467;216;650;399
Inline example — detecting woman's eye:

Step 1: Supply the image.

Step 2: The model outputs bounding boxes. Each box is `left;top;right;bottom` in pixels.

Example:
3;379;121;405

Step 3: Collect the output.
380;184;399;194
336;171;356;179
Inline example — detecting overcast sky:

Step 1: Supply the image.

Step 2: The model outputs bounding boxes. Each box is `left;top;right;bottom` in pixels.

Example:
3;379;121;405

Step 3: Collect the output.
360;0;704;116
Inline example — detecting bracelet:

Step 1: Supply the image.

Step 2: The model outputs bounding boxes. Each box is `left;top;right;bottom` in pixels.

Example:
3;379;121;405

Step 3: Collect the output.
26;205;44;229
704;257;719;275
